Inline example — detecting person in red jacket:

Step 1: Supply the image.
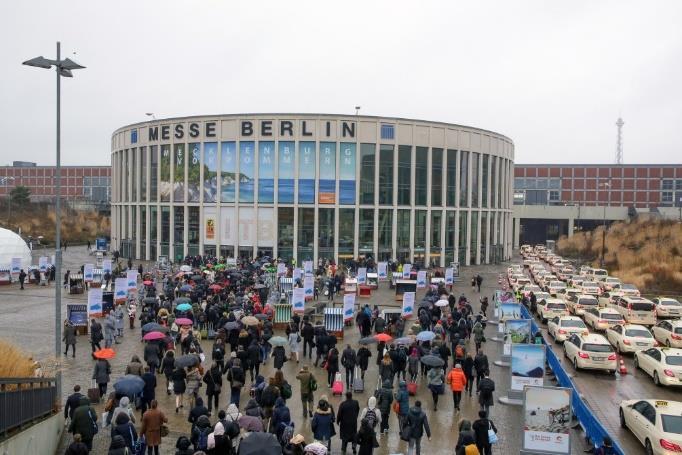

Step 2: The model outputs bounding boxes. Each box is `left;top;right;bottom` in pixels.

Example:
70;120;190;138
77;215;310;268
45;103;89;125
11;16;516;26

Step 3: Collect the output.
446;363;467;411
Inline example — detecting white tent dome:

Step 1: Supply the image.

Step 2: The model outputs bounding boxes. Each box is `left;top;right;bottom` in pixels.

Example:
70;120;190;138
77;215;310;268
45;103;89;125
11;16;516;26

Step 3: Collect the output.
0;228;32;271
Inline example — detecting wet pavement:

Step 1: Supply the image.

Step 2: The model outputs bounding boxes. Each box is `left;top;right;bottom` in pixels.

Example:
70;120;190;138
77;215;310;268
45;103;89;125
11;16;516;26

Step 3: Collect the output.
0;247;586;454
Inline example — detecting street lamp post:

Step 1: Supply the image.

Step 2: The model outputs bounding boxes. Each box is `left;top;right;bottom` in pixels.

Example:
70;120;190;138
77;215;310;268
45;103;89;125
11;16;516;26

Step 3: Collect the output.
23;42;85;400
599;180;611;268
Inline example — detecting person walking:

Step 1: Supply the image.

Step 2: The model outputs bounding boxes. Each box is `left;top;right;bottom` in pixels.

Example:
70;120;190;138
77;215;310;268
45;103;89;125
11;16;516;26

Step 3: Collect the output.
140;399;168;455
64;385;84;421
301;318;315;359
376;379;393;435
463;353;475;398
475;274;483;293
287;325;301;364
171;366;187;413
359;396;381;432
111;412;138;452
18;269;26;290
247;339;261;381
455;419;477;455
405;400;431;455
143;339;161;375
326;346;340;388
477;371;495;417
67;397;98;451
203;361;222;415
394;380;410;428
473;351;489;388
185;365;202;410
114;304;125;339
103;313;116;348
90;318;103;356
161;351;175;394
226;358;245;407
64;433;89;455
125;355;144;376
296;365;316;418
311;398;336;453
140;366;156;415
92;357;111;398
356;417;378;455
472;410;497;455
271;397;292;439
427;365;445;411
472;320;485;352
341;344;357;389
63;320;77;358
337;391;360;455
446;363;467;412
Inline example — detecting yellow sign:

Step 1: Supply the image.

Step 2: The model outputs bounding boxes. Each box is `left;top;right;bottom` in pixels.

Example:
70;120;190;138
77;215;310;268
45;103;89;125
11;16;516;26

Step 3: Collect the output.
205;218;215;240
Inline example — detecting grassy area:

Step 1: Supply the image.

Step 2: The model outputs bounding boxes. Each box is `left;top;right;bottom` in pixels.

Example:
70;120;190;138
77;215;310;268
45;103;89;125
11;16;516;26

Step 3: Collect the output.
0;339;41;378
557;218;682;295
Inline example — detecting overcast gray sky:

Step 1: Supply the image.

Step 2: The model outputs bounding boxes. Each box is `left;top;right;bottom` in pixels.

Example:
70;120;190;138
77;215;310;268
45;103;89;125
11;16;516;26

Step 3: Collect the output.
2;1;681;166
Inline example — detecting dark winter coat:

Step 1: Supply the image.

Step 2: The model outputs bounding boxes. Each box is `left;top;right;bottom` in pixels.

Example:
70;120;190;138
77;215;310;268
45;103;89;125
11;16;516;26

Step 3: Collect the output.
63;324;77;345
357;347;371;371
161;353;175;377
477;377;495;407
311;405;336;440
273;346;287;370
336;397;360;441
171;368;187;394
474;353;489;375
111;414;137;450
405;406;431;439
394;382;410;416
271;397;292;432
341;347;357;369
203;366;222;395
64;392;84;419
92;359;111;384
356;424;376;455
472;417;497;448
376;380;394;414
108;435;129;455
68;397;98;442
141;372;156;402
144;343;161;366
462;357;475;378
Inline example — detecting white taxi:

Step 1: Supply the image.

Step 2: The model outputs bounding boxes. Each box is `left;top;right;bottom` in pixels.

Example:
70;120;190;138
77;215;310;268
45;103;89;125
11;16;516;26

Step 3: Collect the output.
582;308;625;331
634;348;682;387
537;298;569;324
619;399;682;454
580;281;602;297
563;333;617;373
606;324;657;354
547;316;589;343
652;320;682;349
566;294;599;316
653;298;682;319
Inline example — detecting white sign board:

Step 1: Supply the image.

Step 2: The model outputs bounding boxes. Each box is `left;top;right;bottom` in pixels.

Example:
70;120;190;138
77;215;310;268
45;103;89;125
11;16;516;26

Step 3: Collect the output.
83;264;94;282
402;263;412;279
10;258;21;276
402;291;415;318
303;260;313;275
102;259;112;274
292;287;305;313
377;262;388;281
304;276;314;301
126;270;138;290
523;386;572;454
39;256;48;273
416;271;427;288
114;278;127;301
357;267;367;285
343;294;355;321
87;288;103;318
293;268;302;281
277;262;286;277
445;268;454;285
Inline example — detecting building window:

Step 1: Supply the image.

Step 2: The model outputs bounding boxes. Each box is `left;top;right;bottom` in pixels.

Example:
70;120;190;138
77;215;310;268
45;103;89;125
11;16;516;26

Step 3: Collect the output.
548;178;561;189
397;145;411;205
459;151;469;207
413;147;427;206
151;146;160;202
549;190;560;203
140;147;147;202
471;152;479;208
131;129;138;144
445;211;456;264
378;209;392;260
359;209;374;256
338;208;354;261
662;192;673;203
514;177;525;189
297;207;314;261
277;207;294;261
414;210;427;250
380;124;394;140
378;145;394;205
150;206;157;259
188;206;199;256
470;211;479;264
359;144;375;204
676;180;682;191
173;206;184;261
396;209;410;262
318;208;334;260
662;179;674;190
432;148;443;207
458;211;468;264
446;149;457;207
160;206;170;256
481;154;489;208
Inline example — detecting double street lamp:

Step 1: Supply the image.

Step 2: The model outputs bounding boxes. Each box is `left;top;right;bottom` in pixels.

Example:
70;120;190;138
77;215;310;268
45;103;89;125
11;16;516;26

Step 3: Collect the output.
23;42;85;399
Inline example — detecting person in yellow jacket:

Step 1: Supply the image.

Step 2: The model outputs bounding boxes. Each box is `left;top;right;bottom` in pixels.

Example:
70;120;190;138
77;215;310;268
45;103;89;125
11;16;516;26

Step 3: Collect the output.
446;363;467;412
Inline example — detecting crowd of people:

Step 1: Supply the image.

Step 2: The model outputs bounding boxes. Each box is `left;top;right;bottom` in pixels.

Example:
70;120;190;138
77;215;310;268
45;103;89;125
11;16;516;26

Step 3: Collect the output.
62;255;499;455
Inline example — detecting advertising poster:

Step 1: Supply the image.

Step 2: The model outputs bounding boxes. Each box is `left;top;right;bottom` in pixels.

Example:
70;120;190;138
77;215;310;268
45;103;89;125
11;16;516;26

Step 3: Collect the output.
318;142;336;204
126;270;138;290
304;276;314;301
10;258;21;276
258;141;275;203
511;344;546;391
505;319;532;344
377;262;388;281
304;260;313;275
293;268;302;281
278;141;295;203
343;293;355;321
203;142;218;203
114;278;127;303
416;271;427;288
188;143;201;202
357;267;367;285
339;142;356;204
402;263;412;279
292;287;305;313
277;262;287;277
83;263;94;282
220;141;236;203
445;267;454;285
205;216;216;242
160;144;171;202
39;256;48;273
298;142;316;203
88;288;103;318
402;291;415;318
500;303;522;321
496;290;517;304
102;259;112;275
523;386;572;454
173;144;186;202
67;304;88;327
239;141;255;203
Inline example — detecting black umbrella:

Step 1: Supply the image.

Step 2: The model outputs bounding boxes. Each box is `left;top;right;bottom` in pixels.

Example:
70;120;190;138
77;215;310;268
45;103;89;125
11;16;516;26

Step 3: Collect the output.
359;336;378;345
113;375;145;396
143;297;157;305
420;355;445;367
224;321;240;331
191;275;202;281
141;322;168;334
237;432;281;455
175;354;201;369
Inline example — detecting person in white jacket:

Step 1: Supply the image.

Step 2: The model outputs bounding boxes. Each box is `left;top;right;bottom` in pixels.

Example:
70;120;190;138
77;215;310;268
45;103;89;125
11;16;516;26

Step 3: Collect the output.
358;396;381;432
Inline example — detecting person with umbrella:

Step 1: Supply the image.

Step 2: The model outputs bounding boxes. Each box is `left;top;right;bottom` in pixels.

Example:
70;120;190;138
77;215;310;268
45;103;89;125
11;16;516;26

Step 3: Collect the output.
140;399;168;455
426;362;445;411
171;365;187;413
92;354;111;398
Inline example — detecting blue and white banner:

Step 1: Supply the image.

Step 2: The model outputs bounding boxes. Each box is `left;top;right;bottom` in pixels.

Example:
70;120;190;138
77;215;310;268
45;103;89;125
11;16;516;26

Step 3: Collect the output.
417;271;427;288
304;276;314;301
292;287;305;313
239;141;255;203
258;141;275;203
319;142;336;204
402;264;412;279
277;262;287;277
114;278;127;302
304;261;313;275
357;267;367;285
10;258;21;275
445;267;454;285
293;268;303;281
88;288;103;318
377;262;388;281
126;270;138;290
39;256;48;273
102;259;112;274
220;141;236;203
402;292;415;318
278;141;295;204
298;142;315;203
83;263;94;282
339;143;356;205
343;293;355;321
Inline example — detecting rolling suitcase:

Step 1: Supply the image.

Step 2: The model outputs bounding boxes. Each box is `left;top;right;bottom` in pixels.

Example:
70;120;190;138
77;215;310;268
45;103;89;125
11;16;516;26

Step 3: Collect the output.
407;375;418;396
332;372;344;396
352;367;364;393
87;380;100;403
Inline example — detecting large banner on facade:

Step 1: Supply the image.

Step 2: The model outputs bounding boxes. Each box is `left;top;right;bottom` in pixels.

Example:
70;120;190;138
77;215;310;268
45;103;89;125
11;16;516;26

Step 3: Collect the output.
278;141;295;203
339;142;356;205
377;262;388;281
416;271;427;288
238;207;256;246
511;344;545;391
220;141;236;202
292;287;305;313
239;141;255;203
319;142;336;204
298;142;315;203
88;288;103;318
402;291;415;318
220;207;236;246
204;206;216;244
523;386;572;454
343;293;355;321
258;208;275;247
258;141;275;203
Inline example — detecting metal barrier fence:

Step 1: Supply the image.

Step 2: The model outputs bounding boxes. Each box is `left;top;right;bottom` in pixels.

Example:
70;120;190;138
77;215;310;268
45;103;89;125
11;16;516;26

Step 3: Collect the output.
0;377;57;437
520;305;625;455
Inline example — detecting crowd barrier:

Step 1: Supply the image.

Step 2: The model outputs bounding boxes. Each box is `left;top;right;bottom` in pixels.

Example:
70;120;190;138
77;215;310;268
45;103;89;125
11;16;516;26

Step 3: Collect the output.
519;304;625;455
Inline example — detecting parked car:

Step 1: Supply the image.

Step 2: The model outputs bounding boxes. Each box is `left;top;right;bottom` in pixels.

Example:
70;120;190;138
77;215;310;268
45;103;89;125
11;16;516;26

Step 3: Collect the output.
582;308;625;331
619;399;682;453
605;324;657;354
566;294;599;316
563;333;617;373
548;316;589;343
537;298;569;324
633;349;682;387
652;320;682;348
653;297;682;319
610;296;657;326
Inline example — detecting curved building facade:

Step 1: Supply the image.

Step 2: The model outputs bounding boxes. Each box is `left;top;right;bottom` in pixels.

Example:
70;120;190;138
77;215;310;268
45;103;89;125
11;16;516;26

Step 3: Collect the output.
111;114;514;266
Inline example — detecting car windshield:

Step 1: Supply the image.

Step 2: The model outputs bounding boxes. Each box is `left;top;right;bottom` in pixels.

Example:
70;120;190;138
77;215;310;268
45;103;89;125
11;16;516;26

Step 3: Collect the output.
583;343;613;353
583;283;599;289
606;278;620;283
548;303;566;309
662;300;682;306
622;284;637;290
624;329;652;338
601;313;623;321
551;282;566;288
675;328;682;335
562;320;586;328
579;298;598;306
661;415;682;434
666;356;682;366
631;302;654;311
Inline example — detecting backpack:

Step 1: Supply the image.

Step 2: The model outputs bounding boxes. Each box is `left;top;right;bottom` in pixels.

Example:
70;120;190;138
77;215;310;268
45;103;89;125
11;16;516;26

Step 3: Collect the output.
282;382;292;400
197;428;211;450
365;408;378;429
280;423;295;445
397;348;407;363
455;345;465;359
309;376;318;392
464;443;480;455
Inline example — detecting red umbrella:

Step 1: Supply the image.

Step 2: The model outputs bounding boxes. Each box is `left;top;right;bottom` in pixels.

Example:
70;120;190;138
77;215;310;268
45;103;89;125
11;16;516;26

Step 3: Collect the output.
143;331;166;341
175;317;193;326
143;280;153;286
375;333;393;343
93;348;116;359
209;284;222;292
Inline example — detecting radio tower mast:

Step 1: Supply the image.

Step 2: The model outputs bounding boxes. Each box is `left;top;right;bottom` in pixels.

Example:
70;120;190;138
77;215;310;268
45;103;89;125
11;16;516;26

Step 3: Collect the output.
615;117;624;164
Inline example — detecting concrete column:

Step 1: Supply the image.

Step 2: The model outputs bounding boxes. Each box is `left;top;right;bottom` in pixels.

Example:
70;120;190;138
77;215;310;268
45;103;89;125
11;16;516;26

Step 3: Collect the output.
568;217;575;237
513;216;521;249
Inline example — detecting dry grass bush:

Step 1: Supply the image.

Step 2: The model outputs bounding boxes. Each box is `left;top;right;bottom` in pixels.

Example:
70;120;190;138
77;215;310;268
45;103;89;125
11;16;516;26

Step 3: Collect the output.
0;339;39;378
557;219;682;294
